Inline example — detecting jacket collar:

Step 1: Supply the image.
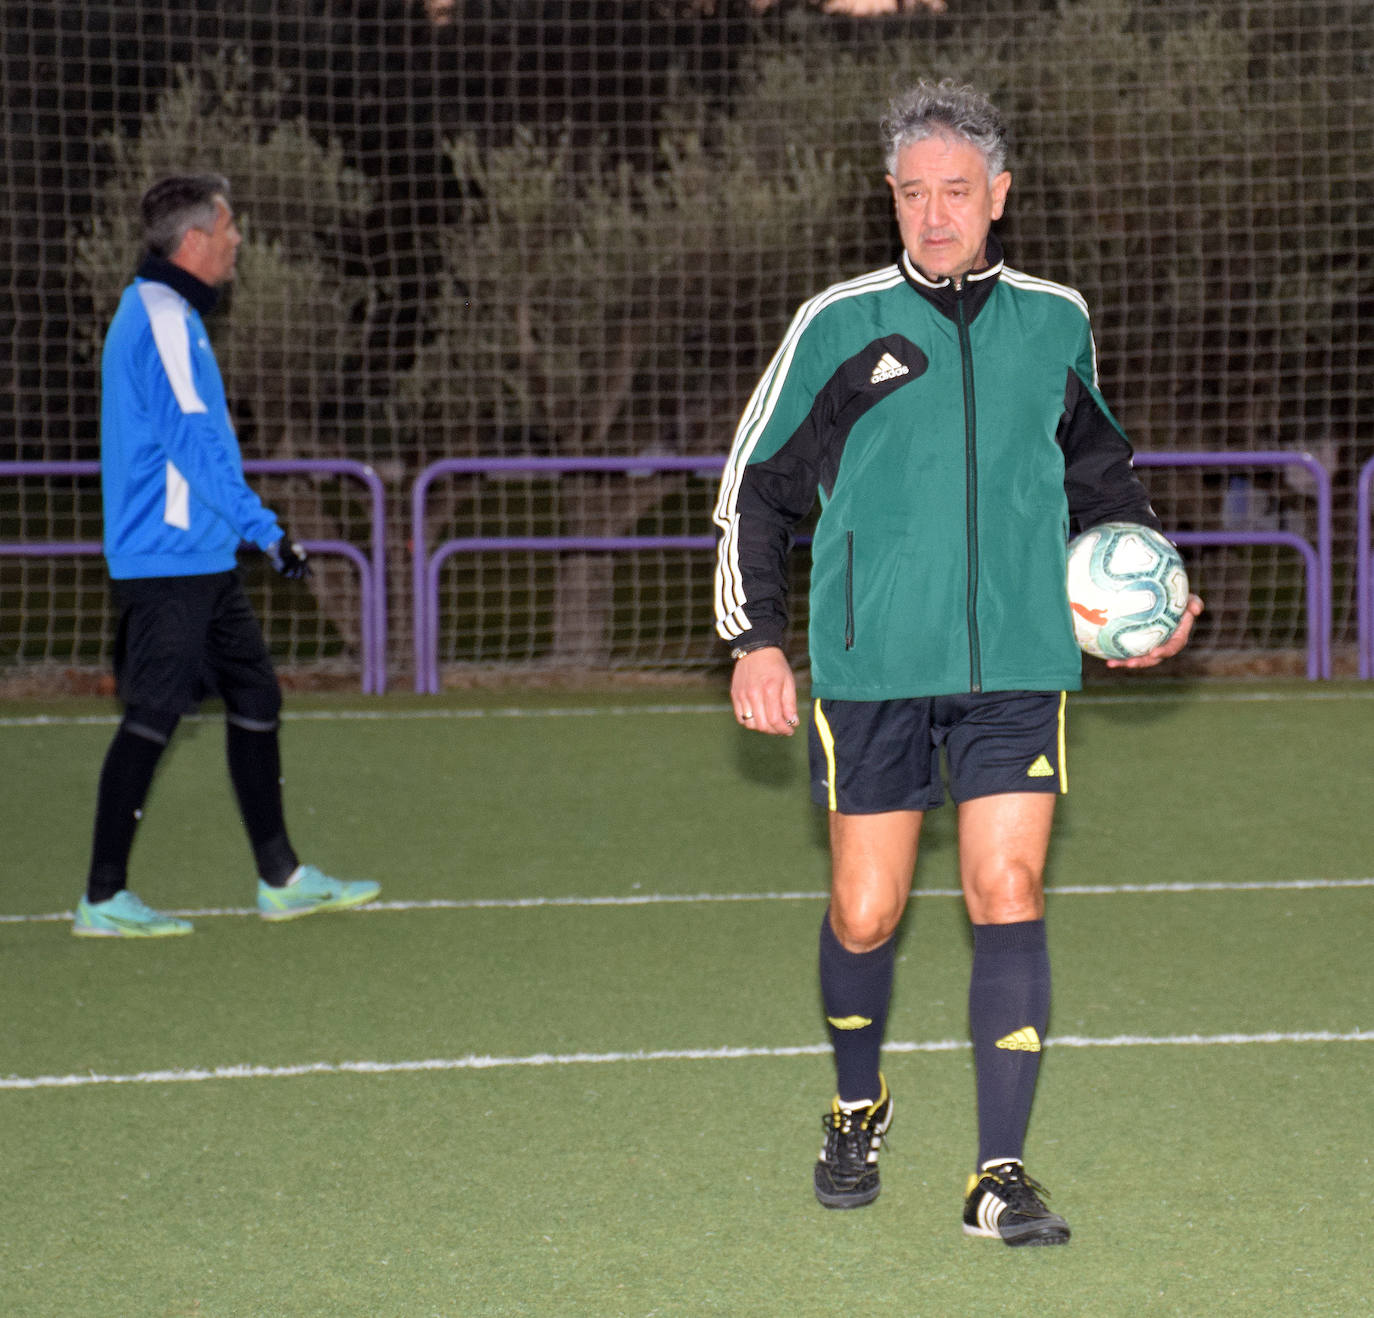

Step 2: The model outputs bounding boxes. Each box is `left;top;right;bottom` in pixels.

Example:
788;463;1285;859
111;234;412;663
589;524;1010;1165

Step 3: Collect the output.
898;231;1005;323
135;251;220;316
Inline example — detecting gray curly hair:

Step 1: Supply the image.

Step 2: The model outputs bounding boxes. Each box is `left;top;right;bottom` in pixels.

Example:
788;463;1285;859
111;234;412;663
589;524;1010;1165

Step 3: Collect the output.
880;79;1009;180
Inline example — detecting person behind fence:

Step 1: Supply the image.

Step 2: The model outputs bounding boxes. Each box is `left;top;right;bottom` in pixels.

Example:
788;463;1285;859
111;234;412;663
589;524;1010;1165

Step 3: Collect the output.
72;173;379;937
713;80;1202;1244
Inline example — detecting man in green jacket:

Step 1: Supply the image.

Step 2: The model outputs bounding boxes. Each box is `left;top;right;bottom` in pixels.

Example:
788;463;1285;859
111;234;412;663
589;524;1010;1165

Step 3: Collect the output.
713;78;1201;1245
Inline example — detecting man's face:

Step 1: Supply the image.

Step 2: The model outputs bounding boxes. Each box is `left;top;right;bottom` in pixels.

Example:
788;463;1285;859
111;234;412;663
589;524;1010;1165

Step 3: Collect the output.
885;134;1010;283
176;196;242;285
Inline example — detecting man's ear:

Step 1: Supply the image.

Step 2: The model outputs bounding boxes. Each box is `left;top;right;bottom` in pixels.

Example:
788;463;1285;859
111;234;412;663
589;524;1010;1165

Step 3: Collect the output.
990;170;1012;221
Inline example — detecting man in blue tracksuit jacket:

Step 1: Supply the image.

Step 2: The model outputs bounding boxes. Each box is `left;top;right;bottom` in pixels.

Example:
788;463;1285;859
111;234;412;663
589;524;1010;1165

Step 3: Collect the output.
74;173;379;936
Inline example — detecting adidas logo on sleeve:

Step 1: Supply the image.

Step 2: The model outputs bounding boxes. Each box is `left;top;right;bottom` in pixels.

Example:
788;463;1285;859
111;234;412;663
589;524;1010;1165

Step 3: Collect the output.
869;352;910;384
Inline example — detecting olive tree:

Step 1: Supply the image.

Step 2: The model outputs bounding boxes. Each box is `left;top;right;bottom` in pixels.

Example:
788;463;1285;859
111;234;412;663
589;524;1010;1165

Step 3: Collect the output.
397;115;862;663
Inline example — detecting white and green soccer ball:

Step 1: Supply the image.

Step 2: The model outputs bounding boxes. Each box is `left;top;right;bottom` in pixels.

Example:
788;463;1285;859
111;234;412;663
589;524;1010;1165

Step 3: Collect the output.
1065;522;1189;660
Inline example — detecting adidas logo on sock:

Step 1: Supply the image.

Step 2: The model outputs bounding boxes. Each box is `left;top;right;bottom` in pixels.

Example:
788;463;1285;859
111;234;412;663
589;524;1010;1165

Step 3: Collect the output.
994;1026;1042;1053
869;352;909;384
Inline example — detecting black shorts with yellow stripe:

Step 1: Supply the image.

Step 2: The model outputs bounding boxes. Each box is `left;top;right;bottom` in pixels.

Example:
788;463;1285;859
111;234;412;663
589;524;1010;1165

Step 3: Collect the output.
808;691;1068;814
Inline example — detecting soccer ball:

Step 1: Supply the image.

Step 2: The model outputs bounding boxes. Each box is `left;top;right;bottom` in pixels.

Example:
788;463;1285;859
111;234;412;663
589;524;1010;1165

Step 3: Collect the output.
1065;522;1189;660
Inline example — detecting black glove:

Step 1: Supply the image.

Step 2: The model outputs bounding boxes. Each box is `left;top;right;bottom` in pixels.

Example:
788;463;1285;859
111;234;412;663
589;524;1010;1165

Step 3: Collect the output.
267;529;311;581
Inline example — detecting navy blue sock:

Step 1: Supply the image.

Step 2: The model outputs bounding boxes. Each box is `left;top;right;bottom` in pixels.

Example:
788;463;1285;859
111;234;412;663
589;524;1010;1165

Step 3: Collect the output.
969;919;1051;1168
819;911;895;1105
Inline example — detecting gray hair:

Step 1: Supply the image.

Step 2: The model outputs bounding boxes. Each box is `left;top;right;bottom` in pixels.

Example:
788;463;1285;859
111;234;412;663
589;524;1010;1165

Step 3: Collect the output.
140;173;231;257
880;79;1009;180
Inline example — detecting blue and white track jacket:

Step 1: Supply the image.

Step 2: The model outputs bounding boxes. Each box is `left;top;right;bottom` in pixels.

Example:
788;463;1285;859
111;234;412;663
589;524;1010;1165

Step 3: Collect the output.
101;254;281;579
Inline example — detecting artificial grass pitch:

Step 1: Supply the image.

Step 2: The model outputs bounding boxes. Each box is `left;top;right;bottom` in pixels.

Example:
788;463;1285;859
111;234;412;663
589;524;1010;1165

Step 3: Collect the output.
1;683;1371;1315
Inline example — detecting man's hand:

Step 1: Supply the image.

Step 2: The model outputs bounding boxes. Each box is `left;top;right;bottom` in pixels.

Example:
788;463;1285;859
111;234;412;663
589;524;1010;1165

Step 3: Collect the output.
731;646;799;735
267;529;311;581
1106;593;1204;669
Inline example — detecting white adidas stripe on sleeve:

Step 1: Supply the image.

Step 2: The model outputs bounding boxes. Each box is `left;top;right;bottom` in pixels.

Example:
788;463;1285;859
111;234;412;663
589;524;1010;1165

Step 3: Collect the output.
138;282;208;415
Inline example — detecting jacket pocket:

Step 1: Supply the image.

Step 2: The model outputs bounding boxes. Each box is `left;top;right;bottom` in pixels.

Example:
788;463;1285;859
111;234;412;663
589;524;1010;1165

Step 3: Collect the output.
844;531;855;650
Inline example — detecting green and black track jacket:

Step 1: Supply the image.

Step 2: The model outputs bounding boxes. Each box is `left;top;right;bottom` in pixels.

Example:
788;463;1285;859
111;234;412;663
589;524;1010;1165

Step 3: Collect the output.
713;235;1161;701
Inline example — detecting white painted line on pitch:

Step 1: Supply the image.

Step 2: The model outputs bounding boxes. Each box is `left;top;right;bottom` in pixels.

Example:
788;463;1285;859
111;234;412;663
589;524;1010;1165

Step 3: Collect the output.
0;712;126;727
5;876;1373;925
4;685;1374;729
1069;688;1374;706
3;1029;1370;1092
1049;877;1374;895
0;703;728;729
286;703;728;722
0;892;830;924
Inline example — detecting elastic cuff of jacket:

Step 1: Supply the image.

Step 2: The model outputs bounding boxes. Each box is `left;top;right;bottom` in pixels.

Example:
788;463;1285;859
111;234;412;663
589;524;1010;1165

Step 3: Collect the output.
728;639;783;660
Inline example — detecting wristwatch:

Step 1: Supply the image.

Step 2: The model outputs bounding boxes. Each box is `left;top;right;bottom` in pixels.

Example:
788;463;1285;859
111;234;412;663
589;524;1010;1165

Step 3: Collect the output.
730;641;775;660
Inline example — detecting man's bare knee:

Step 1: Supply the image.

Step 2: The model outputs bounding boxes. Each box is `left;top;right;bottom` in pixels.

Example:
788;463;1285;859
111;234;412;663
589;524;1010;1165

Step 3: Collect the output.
828;892;903;952
964;859;1044;924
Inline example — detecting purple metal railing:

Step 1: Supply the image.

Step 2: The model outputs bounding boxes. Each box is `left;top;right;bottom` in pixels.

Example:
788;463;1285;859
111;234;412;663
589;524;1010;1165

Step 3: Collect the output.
412;451;1334;692
4;451;1334;693
1357;458;1374;679
0;459;388;693
1133;452;1331;679
410;456;721;693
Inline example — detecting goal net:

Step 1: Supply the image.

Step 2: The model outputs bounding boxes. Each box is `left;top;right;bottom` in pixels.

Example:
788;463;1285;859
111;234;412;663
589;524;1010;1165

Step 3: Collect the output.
2;0;1368;686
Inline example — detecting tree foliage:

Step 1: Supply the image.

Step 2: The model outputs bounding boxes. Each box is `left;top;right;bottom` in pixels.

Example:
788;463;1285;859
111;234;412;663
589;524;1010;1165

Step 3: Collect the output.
396;119;859;461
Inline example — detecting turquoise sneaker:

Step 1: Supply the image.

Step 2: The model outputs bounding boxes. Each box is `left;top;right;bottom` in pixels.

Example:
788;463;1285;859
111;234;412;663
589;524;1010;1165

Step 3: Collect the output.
257;864;380;922
72;890;193;938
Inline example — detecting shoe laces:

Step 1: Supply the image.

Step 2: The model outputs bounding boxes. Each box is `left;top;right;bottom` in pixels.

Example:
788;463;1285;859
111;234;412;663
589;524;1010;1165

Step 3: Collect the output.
985;1162;1052;1214
821;1104;886;1173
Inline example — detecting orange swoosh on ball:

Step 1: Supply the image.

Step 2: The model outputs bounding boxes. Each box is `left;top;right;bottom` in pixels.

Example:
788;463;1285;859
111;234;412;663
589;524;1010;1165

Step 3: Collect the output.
1070;602;1109;625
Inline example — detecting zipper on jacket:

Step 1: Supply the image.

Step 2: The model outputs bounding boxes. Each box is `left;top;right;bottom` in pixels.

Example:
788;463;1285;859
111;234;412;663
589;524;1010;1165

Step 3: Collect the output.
956;284;982;691
844;531;855;650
